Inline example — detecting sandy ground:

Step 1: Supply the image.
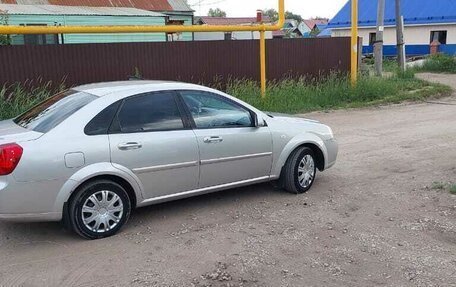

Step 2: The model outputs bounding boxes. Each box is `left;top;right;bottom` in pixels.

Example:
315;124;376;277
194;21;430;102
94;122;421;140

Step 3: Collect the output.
416;73;456;89
0;74;455;287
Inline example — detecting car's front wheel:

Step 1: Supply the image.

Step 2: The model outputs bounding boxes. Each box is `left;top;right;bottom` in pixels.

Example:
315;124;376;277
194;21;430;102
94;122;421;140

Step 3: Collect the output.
281;147;317;194
68;180;131;239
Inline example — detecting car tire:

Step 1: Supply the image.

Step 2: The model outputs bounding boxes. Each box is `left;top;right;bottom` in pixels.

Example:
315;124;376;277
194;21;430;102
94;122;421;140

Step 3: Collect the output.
281;147;317;194
68;180;131;240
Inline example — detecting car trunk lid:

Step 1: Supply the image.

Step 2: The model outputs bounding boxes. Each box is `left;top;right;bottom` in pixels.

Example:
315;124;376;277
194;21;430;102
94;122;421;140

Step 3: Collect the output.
0;119;43;145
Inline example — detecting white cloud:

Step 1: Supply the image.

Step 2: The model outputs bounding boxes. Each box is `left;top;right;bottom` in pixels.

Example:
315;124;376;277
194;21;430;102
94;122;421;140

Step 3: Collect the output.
189;0;348;19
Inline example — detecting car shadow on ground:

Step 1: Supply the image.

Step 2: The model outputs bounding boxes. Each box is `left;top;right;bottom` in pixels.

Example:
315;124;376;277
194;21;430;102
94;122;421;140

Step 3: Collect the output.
127;182;286;228
0;182;285;241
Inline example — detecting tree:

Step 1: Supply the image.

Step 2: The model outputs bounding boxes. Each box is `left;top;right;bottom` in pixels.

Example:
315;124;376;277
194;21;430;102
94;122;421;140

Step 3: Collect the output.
263;9;303;23
285;11;303;22
263;8;278;22
208;8;226;17
0;11;11;46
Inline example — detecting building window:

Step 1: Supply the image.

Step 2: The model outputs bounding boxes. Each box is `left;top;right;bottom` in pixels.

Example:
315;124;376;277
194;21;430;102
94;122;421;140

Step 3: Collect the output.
166;19;185;42
430;31;447;44
224;32;232;41
369;33;377;46
17;24;58;45
24;34;58;45
167;32;183;42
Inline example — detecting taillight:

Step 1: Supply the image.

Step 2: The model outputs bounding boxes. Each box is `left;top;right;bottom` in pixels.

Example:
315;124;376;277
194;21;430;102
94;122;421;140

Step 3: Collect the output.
0;143;23;176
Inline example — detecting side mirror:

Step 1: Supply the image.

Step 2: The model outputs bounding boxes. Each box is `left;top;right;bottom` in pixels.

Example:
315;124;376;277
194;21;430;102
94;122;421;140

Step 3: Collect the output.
253;113;259;127
253;113;265;128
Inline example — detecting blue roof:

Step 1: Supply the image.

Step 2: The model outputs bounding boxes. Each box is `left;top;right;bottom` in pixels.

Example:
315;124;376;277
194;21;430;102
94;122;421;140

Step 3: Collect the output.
317;28;332;37
316;24;327;30
328;0;456;28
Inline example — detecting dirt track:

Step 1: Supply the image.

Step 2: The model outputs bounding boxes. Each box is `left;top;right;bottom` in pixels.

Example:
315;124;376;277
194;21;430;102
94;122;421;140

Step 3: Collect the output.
0;74;455;287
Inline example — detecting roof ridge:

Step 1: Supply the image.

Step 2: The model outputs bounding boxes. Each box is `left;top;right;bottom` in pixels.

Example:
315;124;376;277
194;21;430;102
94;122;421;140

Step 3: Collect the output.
0;0;193;13
328;0;456;28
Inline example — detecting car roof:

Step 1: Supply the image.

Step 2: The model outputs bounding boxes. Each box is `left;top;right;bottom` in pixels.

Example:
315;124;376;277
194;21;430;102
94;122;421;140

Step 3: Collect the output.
73;81;206;97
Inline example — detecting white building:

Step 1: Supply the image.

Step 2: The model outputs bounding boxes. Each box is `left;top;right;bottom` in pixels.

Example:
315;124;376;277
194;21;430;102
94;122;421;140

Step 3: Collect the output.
327;0;456;56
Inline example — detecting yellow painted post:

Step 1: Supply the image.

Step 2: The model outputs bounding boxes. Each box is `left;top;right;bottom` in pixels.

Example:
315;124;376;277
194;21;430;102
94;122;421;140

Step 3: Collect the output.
260;32;266;97
351;0;359;86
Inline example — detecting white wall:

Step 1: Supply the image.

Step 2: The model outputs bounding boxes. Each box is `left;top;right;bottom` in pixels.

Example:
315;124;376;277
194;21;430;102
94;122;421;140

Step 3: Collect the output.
194;31;273;41
332;23;456;45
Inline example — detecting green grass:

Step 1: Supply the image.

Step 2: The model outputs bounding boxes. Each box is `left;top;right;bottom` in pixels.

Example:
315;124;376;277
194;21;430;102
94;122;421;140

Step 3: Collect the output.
450;185;456;195
383;59;400;73
0;80;65;120
0;74;451;120
227;74;451;114
432;181;446;190
415;54;456;73
431;182;456;195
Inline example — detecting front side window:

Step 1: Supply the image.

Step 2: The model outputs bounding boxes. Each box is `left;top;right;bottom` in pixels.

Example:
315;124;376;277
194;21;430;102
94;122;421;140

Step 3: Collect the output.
180;91;253;129
14;90;97;133
116;91;184;133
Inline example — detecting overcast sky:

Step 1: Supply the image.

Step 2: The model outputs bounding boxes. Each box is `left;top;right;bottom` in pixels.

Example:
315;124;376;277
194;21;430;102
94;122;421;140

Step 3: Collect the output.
188;0;348;19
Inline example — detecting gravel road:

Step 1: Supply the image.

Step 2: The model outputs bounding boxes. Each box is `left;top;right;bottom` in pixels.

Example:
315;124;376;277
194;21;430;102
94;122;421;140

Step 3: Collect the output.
0;74;455;287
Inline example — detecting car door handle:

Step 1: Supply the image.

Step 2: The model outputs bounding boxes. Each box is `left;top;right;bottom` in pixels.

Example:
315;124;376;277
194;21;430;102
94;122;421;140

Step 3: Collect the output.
118;142;142;150
203;136;223;143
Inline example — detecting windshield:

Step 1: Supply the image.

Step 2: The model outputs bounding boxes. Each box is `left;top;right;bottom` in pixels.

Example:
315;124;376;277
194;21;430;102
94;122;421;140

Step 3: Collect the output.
14;90;97;133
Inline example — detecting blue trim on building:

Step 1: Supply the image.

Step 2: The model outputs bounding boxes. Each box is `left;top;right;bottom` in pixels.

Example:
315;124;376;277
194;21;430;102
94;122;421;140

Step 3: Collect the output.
363;44;456;57
440;44;456;55
362;44;456;56
362;45;430;56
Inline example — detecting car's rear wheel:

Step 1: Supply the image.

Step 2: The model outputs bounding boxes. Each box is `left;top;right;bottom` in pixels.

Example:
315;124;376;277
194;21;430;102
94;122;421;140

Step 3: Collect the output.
69;180;131;239
281;147;317;194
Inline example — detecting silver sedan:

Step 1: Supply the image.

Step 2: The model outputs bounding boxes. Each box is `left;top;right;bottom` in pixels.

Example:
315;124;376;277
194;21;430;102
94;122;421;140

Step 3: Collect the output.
0;81;338;239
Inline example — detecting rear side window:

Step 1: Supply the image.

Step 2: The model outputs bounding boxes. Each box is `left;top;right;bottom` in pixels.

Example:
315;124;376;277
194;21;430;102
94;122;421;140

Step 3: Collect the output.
116;91;184;133
14;90;97;133
84;101;121;136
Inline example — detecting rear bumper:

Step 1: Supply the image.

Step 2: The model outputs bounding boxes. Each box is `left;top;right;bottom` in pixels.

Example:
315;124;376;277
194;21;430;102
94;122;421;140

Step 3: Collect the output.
0;175;64;222
324;138;338;170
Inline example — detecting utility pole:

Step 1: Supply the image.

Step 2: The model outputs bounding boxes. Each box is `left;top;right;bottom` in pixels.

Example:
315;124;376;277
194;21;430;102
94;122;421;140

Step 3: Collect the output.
374;0;385;76
395;0;406;71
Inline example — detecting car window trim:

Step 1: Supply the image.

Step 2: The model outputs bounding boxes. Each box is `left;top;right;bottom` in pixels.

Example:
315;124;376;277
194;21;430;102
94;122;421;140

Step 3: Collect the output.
108;90;190;135
175;90;256;130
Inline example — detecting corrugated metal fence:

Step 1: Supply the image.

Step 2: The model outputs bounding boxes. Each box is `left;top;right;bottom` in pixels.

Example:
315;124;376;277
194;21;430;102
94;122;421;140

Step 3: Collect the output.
0;38;351;89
